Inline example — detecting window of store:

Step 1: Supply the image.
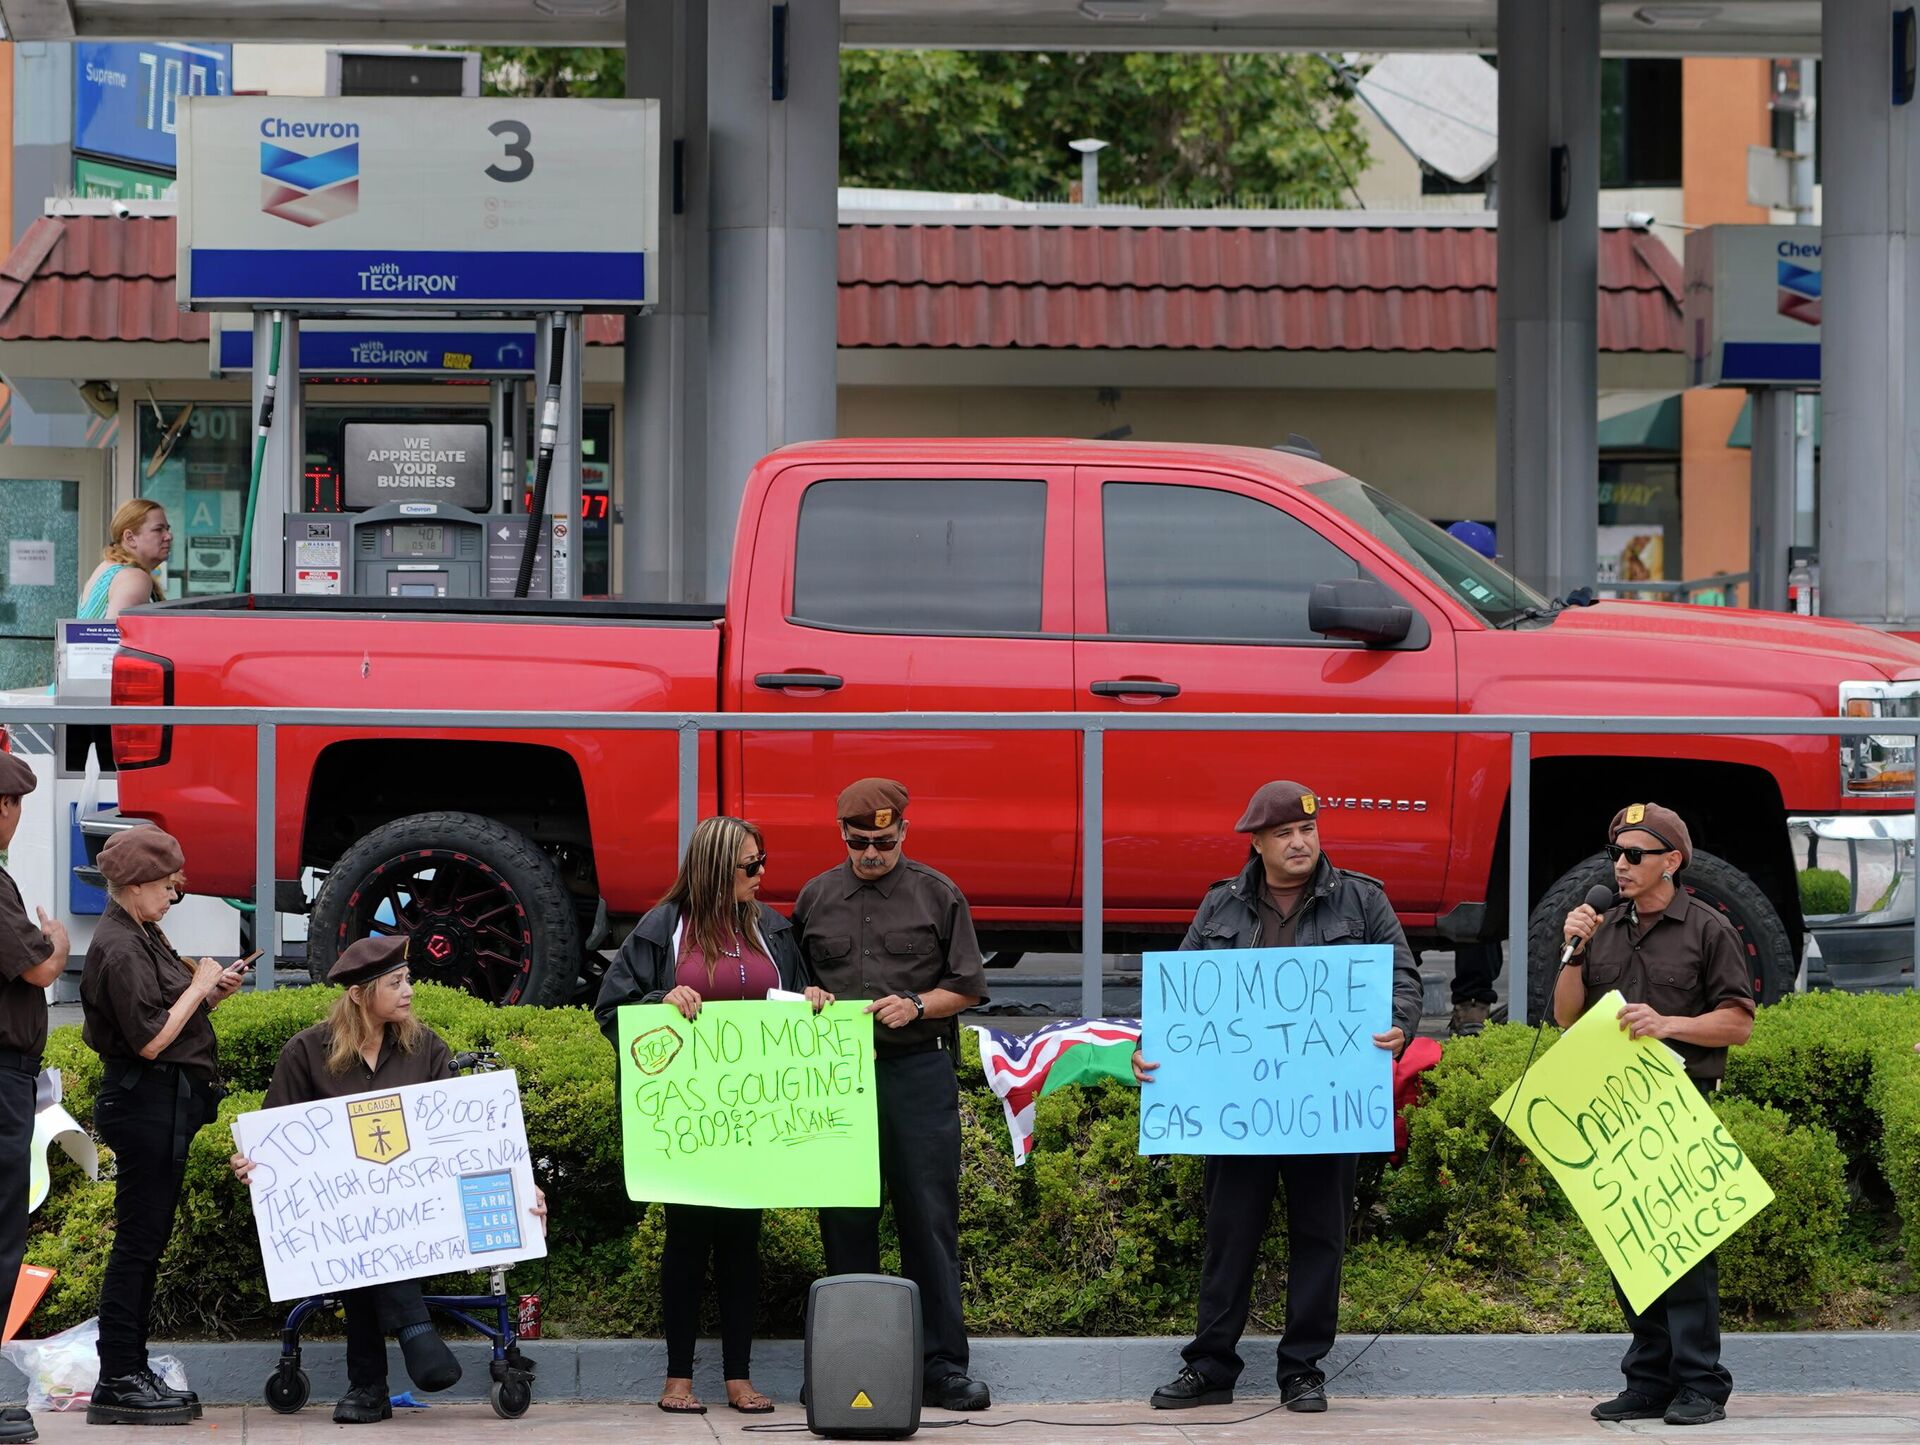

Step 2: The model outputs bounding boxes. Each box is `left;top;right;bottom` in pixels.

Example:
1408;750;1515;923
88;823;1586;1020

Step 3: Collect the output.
1598;456;1682;589
1600;59;1683;189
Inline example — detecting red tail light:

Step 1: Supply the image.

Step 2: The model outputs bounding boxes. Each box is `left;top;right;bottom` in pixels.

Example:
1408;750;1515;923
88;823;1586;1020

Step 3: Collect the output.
111;648;173;769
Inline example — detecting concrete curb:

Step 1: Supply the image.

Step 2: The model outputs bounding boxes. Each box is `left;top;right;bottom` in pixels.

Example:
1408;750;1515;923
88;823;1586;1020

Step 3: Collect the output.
5;1333;1917;1407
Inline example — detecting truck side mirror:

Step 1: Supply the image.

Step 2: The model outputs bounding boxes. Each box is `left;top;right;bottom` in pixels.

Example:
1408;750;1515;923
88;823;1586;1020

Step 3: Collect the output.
1308;578;1414;646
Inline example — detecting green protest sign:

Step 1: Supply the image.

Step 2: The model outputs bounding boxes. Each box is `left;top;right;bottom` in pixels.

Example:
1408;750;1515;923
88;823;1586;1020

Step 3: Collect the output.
617;1000;879;1208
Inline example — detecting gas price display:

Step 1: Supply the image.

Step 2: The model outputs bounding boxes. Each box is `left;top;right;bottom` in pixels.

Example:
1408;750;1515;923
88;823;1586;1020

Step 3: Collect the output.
76;42;233;173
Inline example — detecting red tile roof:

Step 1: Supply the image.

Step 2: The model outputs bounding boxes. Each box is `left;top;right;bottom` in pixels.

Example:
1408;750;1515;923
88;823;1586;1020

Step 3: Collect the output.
0;215;1682;355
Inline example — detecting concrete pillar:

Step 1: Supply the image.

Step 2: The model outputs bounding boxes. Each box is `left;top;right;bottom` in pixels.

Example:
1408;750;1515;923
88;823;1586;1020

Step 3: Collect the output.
623;0;708;603
1749;387;1796;610
1495;0;1600;600
703;0;839;601
1820;0;1920;627
8;43;89;449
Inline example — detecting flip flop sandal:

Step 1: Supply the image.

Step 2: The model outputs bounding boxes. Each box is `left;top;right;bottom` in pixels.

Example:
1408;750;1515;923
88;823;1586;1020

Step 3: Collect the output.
657;1394;707;1414
728;1393;775;1414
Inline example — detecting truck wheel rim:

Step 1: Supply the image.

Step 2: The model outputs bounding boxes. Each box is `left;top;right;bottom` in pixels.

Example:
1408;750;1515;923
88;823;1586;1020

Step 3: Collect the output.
342;849;534;1004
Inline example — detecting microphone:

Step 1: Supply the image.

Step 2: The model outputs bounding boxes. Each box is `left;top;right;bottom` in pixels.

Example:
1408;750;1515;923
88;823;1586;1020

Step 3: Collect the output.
1560;884;1617;965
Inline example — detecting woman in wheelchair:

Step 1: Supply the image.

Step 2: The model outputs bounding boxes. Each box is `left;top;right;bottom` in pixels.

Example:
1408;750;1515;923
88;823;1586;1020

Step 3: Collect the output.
230;935;546;1424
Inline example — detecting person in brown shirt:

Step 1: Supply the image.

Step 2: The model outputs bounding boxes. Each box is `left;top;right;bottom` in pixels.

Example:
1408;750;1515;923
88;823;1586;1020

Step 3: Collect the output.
0;753;67;1445
791;779;991;1412
80;826;245;1425
1557;802;1755;1430
232;936;545;1424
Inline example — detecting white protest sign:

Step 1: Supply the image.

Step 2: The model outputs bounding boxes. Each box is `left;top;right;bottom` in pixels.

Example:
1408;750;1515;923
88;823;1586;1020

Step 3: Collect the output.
232;1070;545;1302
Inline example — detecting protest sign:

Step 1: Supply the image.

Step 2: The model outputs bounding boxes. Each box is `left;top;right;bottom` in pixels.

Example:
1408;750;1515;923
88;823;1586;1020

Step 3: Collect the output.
1138;945;1394;1156
232;1071;545;1302
618;1000;879;1208
1491;989;1775;1313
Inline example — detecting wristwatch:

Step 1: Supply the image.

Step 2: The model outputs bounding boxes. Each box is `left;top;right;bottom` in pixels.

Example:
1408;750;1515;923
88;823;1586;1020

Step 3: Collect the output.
900;990;926;1019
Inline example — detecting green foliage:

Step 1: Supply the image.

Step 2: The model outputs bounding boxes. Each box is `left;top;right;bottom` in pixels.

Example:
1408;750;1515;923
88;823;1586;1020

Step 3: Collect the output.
1798;867;1855;917
1711;1098;1848;1314
478;47;1369;209
21;988;1920;1340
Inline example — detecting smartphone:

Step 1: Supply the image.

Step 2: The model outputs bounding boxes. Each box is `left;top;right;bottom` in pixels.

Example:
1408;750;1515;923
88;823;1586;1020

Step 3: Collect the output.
228;950;265;973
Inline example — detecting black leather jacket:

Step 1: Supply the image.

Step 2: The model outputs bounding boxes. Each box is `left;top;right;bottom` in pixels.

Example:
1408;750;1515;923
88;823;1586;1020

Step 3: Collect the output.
593;902;814;1048
1182;853;1425;1041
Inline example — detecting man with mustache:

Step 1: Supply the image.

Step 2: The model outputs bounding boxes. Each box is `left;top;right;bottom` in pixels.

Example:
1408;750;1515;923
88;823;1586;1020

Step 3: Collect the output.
1558;802;1755;1428
1139;780;1422;1414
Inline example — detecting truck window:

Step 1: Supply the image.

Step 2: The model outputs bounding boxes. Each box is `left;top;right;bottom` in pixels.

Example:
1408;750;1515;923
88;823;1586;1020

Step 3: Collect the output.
793;478;1048;633
1102;482;1359;642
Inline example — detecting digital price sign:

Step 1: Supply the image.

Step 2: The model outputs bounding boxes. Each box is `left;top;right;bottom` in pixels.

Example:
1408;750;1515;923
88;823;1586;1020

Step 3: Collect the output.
75;41;233;173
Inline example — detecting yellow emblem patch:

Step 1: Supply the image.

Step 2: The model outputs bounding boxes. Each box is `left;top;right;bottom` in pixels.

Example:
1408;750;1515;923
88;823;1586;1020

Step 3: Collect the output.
851;1392;874;1410
873;807;893;828
1300;793;1317;815
1625;803;1647;825
346;1094;410;1165
630;1025;685;1078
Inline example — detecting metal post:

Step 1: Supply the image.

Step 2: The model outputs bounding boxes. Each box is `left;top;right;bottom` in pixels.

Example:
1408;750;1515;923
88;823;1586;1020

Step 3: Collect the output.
1508;732;1532;1024
1911;759;1919;992
254;722;278;990
1081;726;1104;1020
677;722;700;855
1750;388;1796;611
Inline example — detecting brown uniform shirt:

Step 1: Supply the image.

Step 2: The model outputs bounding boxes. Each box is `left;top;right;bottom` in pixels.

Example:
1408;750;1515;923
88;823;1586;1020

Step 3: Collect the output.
1579;889;1756;1083
793;857;990;1058
80;904;220;1083
263;1022;455;1108
1253;877;1306;950
0;866;53;1058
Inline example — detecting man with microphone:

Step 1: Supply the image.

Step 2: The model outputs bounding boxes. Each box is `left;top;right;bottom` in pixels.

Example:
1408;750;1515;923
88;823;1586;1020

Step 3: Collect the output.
1555;803;1755;1428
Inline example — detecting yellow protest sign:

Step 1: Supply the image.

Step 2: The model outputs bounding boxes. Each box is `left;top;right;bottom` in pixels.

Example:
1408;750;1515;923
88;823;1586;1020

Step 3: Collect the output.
1490;989;1774;1314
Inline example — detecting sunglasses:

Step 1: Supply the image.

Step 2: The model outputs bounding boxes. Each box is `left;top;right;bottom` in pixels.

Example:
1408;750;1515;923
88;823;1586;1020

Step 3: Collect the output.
736;855;768;877
1605;843;1670;866
843;834;902;853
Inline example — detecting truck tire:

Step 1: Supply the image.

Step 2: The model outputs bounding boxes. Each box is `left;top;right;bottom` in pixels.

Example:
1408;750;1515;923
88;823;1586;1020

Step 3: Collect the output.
1524;848;1795;1025
309;812;580;1007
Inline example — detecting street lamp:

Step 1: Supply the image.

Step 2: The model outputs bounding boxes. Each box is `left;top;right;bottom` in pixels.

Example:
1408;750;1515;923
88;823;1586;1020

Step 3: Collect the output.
1069;138;1109;206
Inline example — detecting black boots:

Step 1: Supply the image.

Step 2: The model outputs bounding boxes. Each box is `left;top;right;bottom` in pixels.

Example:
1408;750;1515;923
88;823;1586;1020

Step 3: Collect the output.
85;1372;193;1426
332;1384;393;1425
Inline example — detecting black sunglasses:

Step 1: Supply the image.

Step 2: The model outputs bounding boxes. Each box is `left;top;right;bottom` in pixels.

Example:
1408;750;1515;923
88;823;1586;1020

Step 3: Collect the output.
736;854;768;877
843;833;902;853
1605;843;1670;866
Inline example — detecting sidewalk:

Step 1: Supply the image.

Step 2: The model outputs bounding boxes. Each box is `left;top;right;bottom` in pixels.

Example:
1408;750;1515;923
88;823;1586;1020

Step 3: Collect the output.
21;1395;1920;1443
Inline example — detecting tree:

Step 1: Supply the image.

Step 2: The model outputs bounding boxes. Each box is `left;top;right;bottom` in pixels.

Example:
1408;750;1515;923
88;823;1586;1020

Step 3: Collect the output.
481;47;1370;208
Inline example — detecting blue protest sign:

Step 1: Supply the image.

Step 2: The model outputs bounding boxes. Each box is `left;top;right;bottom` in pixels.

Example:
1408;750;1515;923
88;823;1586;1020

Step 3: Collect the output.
1138;945;1395;1156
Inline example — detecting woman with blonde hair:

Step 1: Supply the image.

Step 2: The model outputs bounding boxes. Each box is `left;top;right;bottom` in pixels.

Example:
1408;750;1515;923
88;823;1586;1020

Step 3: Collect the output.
80;499;171;619
594;816;831;1416
231;936;546;1424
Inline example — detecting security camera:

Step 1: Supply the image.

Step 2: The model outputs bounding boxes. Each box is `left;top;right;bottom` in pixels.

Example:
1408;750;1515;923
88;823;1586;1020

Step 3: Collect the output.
1625;210;1656;231
110;200;134;220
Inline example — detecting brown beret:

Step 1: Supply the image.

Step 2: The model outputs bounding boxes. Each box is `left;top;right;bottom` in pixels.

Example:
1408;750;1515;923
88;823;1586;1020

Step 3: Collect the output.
96;826;185;885
329;934;410;988
1235;780;1321;833
837;777;908;830
1610;802;1692;871
0;751;38;799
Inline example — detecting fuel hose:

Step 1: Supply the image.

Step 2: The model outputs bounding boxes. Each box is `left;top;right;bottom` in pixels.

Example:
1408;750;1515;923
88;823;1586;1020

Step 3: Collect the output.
236;311;284;594
515;315;568;599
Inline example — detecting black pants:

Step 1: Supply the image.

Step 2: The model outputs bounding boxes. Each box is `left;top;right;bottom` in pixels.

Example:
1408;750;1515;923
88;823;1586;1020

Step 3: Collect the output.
1183;1152;1358;1389
342;1282;433;1389
819;1048;968;1385
1614;1234;1731;1404
92;1068;214;1379
0;1058;35;1358
1449;942;1502;1006
661;1204;762;1379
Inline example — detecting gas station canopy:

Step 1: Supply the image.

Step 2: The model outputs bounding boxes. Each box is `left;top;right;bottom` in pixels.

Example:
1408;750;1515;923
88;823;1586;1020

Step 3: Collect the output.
0;0;1823;52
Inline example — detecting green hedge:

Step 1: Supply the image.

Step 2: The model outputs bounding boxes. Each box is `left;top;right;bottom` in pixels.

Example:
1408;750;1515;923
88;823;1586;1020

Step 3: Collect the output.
23;985;1917;1340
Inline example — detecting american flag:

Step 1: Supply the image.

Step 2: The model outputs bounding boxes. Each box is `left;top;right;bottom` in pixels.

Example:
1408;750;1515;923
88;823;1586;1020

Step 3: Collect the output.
970;1017;1142;1165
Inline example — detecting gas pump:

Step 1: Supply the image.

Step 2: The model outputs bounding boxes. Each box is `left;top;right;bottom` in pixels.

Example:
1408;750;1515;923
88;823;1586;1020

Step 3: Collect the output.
178;94;658;604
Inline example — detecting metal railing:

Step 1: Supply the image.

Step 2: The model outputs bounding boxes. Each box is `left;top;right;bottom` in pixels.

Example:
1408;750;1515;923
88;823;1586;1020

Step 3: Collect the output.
21;704;1920;1018
1593;572;1753;606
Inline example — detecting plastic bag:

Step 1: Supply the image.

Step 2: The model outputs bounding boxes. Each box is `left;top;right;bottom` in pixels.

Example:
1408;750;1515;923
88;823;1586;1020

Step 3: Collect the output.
0;1317;99;1412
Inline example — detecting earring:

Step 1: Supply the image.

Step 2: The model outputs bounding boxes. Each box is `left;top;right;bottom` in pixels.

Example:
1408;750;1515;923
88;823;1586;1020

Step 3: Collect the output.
1660;870;1673;882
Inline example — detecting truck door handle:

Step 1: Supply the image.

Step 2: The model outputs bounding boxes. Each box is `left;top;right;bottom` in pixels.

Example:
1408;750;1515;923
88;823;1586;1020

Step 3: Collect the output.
754;672;845;693
1089;679;1181;699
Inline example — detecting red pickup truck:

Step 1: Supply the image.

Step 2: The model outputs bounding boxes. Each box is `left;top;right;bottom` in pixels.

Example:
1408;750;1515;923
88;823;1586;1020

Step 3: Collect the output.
100;438;1920;1015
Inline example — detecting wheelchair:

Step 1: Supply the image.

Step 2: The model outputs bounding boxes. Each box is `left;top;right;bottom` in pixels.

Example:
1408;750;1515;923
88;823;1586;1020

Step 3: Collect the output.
261;1051;539;1420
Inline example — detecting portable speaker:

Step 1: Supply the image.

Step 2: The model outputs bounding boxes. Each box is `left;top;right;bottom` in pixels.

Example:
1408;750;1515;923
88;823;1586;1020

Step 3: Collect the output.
805;1273;922;1439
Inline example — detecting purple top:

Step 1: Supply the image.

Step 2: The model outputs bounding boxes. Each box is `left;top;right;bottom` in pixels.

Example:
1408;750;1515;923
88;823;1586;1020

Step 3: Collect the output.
676;928;782;1001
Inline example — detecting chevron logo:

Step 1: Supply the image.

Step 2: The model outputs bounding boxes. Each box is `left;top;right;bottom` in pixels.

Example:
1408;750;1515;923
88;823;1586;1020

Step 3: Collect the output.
1776;259;1821;327
260;141;359;227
